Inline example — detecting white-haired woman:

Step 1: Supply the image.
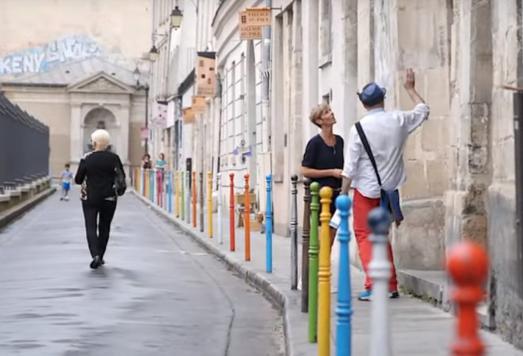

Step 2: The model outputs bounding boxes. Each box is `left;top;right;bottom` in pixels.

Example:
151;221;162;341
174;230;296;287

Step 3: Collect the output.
74;129;125;269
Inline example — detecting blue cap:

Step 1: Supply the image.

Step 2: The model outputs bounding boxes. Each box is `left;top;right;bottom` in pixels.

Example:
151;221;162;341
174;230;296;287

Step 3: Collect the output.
357;82;386;106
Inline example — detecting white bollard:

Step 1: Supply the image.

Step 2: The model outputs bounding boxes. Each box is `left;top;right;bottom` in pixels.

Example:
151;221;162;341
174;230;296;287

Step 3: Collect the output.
368;207;392;356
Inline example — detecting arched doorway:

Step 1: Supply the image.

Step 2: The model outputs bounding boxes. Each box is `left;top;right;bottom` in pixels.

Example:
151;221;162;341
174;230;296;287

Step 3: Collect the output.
83;107;118;153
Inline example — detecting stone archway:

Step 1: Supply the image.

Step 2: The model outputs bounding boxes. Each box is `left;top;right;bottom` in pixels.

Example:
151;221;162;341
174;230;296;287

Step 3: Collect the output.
83;107;118;153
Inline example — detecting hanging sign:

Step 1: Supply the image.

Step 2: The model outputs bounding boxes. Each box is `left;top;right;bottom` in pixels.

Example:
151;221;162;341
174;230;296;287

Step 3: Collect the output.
192;96;207;114
196;52;216;97
239;7;271;40
183;107;195;123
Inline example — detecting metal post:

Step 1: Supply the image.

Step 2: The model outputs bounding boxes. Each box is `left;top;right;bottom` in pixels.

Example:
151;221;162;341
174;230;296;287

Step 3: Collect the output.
144;85;149;155
200;172;204;232
336;195;353;356
308;182;320;342
217;173;223;244
290;175;298;290
192;172;197;228
368;207;392;356
229;173;236;251
262;0;272;155
318;187;333;356
447;241;489;356
265;174;273;273
301;178;311;312
244;174;251;261
207;171;213;238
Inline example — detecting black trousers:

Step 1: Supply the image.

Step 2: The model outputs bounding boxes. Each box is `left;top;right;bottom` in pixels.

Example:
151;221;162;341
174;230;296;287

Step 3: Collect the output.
82;199;117;258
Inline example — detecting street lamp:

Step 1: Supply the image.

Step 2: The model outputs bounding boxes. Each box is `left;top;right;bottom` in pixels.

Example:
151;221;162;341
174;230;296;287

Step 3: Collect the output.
170;6;183;30
149;45;159;62
133;67;140;86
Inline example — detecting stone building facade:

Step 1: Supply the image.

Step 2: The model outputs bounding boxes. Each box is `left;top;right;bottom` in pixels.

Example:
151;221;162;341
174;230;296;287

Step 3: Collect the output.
150;0;523;347
0;0;152;175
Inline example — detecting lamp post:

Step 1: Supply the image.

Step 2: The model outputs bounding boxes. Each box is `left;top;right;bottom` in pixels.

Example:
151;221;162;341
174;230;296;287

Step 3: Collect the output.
170;6;183;29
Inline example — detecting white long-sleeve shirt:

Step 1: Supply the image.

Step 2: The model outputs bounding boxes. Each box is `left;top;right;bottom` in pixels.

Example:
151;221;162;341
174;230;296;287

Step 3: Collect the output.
342;103;430;198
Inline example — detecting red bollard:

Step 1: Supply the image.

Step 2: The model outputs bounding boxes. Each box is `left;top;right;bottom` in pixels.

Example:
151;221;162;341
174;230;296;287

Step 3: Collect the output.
244;174;251;261
447;241;489;356
229;173;235;252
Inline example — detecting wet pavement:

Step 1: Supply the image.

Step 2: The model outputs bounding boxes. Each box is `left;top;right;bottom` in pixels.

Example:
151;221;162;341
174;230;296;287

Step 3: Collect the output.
0;190;284;356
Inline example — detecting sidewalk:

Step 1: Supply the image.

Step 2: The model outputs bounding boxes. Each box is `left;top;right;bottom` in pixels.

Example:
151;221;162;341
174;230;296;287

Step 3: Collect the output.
134;191;523;356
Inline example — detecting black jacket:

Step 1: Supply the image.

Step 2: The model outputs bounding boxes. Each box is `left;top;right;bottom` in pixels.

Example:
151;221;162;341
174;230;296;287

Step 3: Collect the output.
74;151;125;203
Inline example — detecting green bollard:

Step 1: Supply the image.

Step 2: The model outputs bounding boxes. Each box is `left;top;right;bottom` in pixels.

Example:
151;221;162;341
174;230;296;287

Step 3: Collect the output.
308;182;320;343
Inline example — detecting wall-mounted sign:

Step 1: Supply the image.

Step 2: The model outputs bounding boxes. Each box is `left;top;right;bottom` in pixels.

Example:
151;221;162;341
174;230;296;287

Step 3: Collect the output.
239;7;271;40
183;107;195;123
192;96;207;114
196;52;216;97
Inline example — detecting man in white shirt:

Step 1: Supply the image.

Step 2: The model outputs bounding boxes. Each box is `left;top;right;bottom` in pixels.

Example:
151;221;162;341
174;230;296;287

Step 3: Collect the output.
341;69;430;301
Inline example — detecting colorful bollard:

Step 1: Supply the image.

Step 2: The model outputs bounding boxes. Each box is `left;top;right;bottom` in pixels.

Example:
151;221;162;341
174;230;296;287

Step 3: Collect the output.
290;175;298;290
447;241;488;356
317;187;333;356
149;169;155;202
308;182;320;342
207;171;213;238
175;171;180;218
199;172;204;232
141;168;145;196
192;172;197;228
244;174;251;261
301;178;312;312
168;171;173;213
265;174;273;273
336;195;353;356
368;207;392;356
186;171;191;224
229;173;236;251
157;170;163;208
217;173;223;244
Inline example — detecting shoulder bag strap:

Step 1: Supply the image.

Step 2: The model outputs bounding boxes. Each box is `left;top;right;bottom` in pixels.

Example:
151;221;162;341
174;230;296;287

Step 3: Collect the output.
355;122;382;187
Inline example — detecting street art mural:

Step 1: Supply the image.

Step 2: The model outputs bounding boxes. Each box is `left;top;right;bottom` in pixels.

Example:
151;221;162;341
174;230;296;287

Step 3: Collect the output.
0;35;103;76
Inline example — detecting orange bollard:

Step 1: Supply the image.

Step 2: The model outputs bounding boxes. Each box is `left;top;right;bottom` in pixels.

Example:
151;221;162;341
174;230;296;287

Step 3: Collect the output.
192;172;197;228
244;174;251;261
447;241;489;356
229;173;235;252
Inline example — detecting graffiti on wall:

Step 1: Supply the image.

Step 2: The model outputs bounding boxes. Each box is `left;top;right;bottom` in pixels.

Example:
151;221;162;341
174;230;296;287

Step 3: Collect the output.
0;35;103;76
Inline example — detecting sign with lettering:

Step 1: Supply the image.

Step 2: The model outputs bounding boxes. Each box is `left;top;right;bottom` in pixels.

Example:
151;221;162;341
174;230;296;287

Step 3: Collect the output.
239;7;271;40
0;35;103;76
195;54;216;97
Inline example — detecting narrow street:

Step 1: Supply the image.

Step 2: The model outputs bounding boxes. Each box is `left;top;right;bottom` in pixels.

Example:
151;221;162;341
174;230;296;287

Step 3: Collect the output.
0;190;284;356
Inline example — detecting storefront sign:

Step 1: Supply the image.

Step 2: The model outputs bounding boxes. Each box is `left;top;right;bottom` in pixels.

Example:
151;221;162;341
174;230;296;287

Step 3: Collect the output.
196;53;216;97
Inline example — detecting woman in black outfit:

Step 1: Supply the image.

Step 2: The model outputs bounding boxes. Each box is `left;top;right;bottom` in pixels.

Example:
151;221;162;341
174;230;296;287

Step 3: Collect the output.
75;129;125;269
301;103;344;245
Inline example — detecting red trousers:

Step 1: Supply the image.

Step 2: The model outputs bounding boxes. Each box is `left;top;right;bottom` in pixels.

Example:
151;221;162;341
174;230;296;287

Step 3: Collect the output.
353;189;398;291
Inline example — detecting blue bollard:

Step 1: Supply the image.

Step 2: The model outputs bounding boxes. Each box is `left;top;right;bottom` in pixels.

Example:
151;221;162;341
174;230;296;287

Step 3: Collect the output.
149;170;154;202
168;172;173;213
266;174;273;273
336;195;353;356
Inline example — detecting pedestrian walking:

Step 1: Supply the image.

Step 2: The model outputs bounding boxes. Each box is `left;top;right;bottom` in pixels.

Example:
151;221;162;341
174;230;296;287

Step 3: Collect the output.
340;68;430;301
59;163;74;201
301;103;344;246
74;129;126;269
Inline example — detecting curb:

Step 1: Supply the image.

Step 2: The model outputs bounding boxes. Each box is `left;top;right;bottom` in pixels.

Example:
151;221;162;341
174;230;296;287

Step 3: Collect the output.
0;187;56;230
131;190;294;356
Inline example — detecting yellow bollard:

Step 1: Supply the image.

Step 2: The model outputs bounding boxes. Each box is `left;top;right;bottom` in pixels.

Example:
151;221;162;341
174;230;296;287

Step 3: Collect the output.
318;187;333;356
145;169;150;199
207;171;213;238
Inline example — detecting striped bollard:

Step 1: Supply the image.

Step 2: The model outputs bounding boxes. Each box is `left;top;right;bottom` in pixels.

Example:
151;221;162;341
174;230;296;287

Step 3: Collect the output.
199;172;204;232
301;179;311;312
368;207;392;356
186;171;191;224
290;175;298;290
265;174;273;273
229;173;236;251
308;182;320;342
244;174;251;261
447;241;488;356
181;171;185;220
336;195;353;356
318;187;333;356
192;172;197;228
217;173;223;244
207;171;213;238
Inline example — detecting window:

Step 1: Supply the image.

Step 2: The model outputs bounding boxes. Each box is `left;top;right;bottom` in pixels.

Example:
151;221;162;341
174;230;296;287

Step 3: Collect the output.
320;0;332;64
